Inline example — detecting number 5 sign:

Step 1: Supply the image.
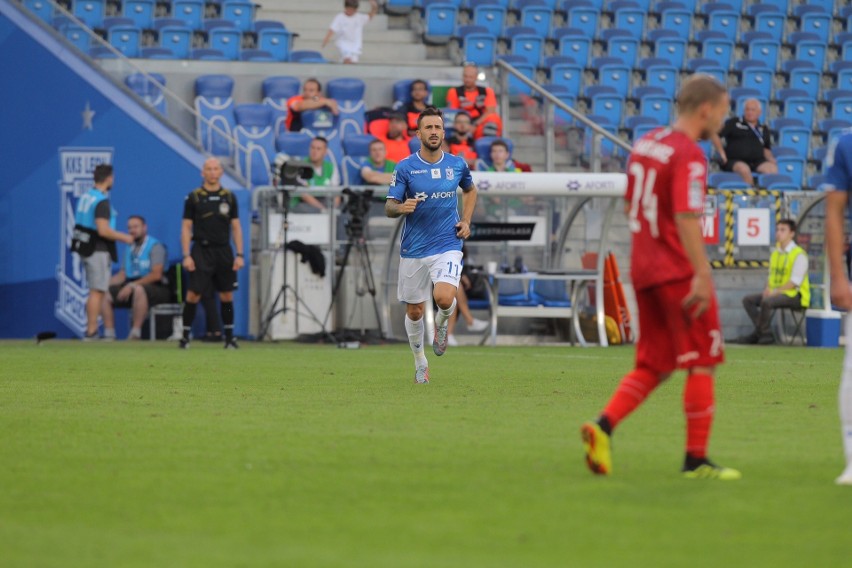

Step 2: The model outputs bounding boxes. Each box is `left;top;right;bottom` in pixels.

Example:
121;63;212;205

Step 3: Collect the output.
737;208;771;246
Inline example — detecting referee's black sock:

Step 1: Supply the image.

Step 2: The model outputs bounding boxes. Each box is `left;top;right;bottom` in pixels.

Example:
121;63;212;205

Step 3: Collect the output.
221;301;234;341
182;302;197;341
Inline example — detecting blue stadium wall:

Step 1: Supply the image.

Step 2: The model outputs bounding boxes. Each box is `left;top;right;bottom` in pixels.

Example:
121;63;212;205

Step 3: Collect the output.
0;0;250;338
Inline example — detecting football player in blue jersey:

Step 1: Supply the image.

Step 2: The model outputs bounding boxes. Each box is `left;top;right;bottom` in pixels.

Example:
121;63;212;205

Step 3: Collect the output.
386;107;479;384
823;131;852;485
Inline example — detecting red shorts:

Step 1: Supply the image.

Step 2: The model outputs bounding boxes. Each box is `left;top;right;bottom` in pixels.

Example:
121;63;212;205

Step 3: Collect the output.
635;278;725;374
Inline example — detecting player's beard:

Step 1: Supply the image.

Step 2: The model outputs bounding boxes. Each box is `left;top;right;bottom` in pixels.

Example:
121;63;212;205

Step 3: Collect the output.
421;136;442;152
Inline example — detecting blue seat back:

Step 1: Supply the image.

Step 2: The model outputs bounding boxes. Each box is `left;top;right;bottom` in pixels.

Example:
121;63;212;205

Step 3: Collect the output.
108;25;140;57
645;65;678;97
63;23;91;53
559;35;590;66
549;64;582;96
510;34;543;67
598;64;630;97
125;72;167;115
748;39;779;68
159;25;191;58
328;78;366;138
23;0;53;22
464;33;497;66
123;0;154;29
221;0;254;31
172;0;203;28
801;12;831;44
258;29;292;61
608;36;639;67
784;97;815;127
654;36;686;68
659;8;691;40
520;5;552;36
777;157;805;186
795;40;827;70
702;38;734;67
591;94;623;127
640;94;672;124
472;4;506;36
209;27;241;60
530;279;570;307
741;67;774;101
753;11;785;42
73;0;104;28
423;3;458;44
778;126;811;158
707;10;739;41
832;98;852;123
290;50;327;63
566;6;598;38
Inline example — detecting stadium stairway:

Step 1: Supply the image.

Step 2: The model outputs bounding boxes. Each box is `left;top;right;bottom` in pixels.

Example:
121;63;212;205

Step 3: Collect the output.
256;0;453;66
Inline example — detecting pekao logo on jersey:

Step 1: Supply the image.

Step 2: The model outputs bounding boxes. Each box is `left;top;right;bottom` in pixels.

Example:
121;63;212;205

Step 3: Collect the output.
56;147;114;336
445;167;453;180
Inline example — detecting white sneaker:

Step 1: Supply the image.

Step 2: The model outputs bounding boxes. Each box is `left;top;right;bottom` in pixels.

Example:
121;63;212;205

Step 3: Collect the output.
836;464;852;486
467;318;488;332
447;334;459;347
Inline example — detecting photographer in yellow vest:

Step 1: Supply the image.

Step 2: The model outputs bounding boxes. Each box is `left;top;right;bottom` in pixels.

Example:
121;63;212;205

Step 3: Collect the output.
738;218;810;344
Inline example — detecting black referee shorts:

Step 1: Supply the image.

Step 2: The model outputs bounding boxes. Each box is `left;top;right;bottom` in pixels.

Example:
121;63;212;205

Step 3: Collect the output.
189;246;237;294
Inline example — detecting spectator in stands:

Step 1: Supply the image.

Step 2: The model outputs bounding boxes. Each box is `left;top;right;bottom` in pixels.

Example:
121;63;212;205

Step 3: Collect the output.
446;246;489;346
286;79;339;132
710;99;777;186
446;110;477;167
377;112;411;163
101;215;171;340
295;136;339;212
360;139;395;185
446;63;503;140
322;0;378;64
399;79;434;135
72;164;134;340
481;139;521;172
737;219;810;345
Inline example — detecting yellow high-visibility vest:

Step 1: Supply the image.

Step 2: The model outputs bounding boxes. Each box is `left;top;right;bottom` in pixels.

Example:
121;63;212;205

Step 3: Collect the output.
769;245;810;308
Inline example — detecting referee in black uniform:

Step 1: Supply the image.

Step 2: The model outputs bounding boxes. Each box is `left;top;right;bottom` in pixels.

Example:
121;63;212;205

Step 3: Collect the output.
180;157;245;349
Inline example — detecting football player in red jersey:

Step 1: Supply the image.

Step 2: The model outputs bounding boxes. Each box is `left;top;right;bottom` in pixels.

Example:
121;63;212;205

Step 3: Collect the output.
581;75;742;480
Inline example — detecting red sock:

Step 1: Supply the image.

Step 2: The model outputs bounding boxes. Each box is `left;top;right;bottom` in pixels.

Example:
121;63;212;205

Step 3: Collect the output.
602;368;661;429
684;373;715;459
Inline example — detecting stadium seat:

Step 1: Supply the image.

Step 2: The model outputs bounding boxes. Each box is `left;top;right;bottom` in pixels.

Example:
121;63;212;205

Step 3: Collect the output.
462;33;497;67
778;126;810;159
623;115;657;133
194;74;236;157
341;156;367;186
631;85;665;99
258;28;293;62
644;65;677;97
565;5;598;38
519;5;552;37
783;97;816;128
108;25;141;57
549;63;582;96
327;77;366;138
741;67;773;101
771;117;806;131
614;7;644;39
654;37;686;69
474;136;514;168
607;36;639;67
423;3;458;45
341;134;376;158
276;131;312;159
498;57;535;95
73;0;105;28
221;0;254;32
658;8;691;41
209;27;241;60
541;55;577;73
591;94;623;128
472;3;506;36
23;0;53;23
234;103;275;187
753;10;785;43
62;23;91;53
708;172;745;187
776;156;805;186
385;0;416;15
598;63;630;97
832;98;852;124
262;76;300;135
158;25;191;58
789;68;821;99
253;20;286;33
757;173;793;188
510;34;543;67
812;146;827;167
140;46;176;58
809;174;828;190
640;94;672;125
125;72;167;115
558;35;590;67
707;9;739;42
122;0;154;29
793;38;827;70
530;279;571;307
172;0;203;29
239;49;274;61
694;65;727;85
103;16;134;30
747;39;779;69
632;123;659;142
800;11;831;44
203;19;236;33
290;50;327;63
701;38;734;68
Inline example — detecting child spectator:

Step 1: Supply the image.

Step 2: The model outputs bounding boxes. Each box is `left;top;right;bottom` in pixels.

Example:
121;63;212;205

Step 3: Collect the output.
322;0;378;64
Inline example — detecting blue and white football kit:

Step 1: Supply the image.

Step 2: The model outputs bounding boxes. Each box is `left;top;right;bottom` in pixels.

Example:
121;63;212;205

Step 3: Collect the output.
388;151;474;304
823;131;852;485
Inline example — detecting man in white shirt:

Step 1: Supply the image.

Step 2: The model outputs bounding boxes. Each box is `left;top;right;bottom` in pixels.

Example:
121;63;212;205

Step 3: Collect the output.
738;218;810;344
322;0;378;64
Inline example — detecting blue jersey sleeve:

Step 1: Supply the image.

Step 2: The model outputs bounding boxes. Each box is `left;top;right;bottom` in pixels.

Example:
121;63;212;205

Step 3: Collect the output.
459;161;473;190
387;160;409;202
825;133;852;192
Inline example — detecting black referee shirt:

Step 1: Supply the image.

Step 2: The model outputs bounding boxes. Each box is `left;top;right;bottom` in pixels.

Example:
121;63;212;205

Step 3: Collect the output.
183;187;238;246
719;117;771;164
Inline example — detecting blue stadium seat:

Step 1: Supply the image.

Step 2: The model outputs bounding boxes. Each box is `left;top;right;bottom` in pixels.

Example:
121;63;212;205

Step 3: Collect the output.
659;8;691;41
778;126;810;158
195;74;236;156
702;38;734;68
472;3;506;36
122;0;154;29
793;37;827;70
559;35;590;66
654;36;686;69
644;65;677;97
565;5;598;38
423;3;458;45
607;36;639;67
707;9;739;42
209;27;241;60
172;0;203;28
221;0;254;31
498;57;535;95
203;19;236;32
694;65;727;84
141;46;176;58
153;17;185;32
784;97;815;128
290;50;327;63
624;115;658;134
741;67;773;101
462;33;497;66
583;118;622;158
62;23;91;53
800;11;831;44
234;104;275;187
530;279;571;307
631;123;659;142
510;34;543;67
258;28;292;61
103;16;134;29
239;49;274;61
73;0;105;28
550;27;584;42
158;25;191;58
342;134;377;158
497;278;535;306
519;5;552;36
23;0;53;22
812;146;827;168
501;25;535;41
598;63;630;97
614;7;644;39
771;117;805;131
753;10;785;43
809;174;828;190
341;156;367;185
549;63;582;95
541;55;577;72
262;76;300;135
543;84;577;125
327;77;366;138
631;85;665;99
125;72;167;114
786;68;819;100
108;25;141;57
708;172;745;187
837;69;852;93
584;85;618;98
832;98;852;123
782;60;816;75
591;93;623;127
253;20;286;33
474;136;514;168
756;0;788;13
776;156;805;186
757;173;793;188
385;0;416;15
640;94;671;124
276;131;312;158
747;39;779;68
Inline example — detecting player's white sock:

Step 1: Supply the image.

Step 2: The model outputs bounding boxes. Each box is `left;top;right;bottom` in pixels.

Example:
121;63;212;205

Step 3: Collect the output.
435;299;457;329
405;315;427;368
841;366;852;467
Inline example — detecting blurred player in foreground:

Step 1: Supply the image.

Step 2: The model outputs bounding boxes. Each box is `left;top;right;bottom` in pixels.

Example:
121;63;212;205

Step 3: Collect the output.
581;75;741;480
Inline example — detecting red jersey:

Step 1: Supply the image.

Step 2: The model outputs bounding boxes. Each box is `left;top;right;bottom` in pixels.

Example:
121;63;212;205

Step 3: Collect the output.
626;128;707;290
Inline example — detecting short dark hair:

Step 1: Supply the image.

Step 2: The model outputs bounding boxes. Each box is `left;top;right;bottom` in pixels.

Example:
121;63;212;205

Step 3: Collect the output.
312;136;329;146
779;218;797;233
416;106;444;129
453;110;472;122
368;139;385;149
128;214;146;224
93;164;113;184
490;139;510;153
410;79;428;93
344;0;358;7
305;78;322;92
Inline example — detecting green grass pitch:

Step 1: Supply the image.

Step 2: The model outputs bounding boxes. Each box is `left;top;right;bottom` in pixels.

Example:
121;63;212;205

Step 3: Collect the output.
1;341;850;567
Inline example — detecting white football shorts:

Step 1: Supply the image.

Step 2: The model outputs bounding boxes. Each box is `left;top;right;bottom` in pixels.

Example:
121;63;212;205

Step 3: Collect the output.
397;250;464;304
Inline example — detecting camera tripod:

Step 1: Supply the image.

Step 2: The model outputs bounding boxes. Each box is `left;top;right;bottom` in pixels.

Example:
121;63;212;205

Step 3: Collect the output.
258;188;331;341
323;214;384;341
